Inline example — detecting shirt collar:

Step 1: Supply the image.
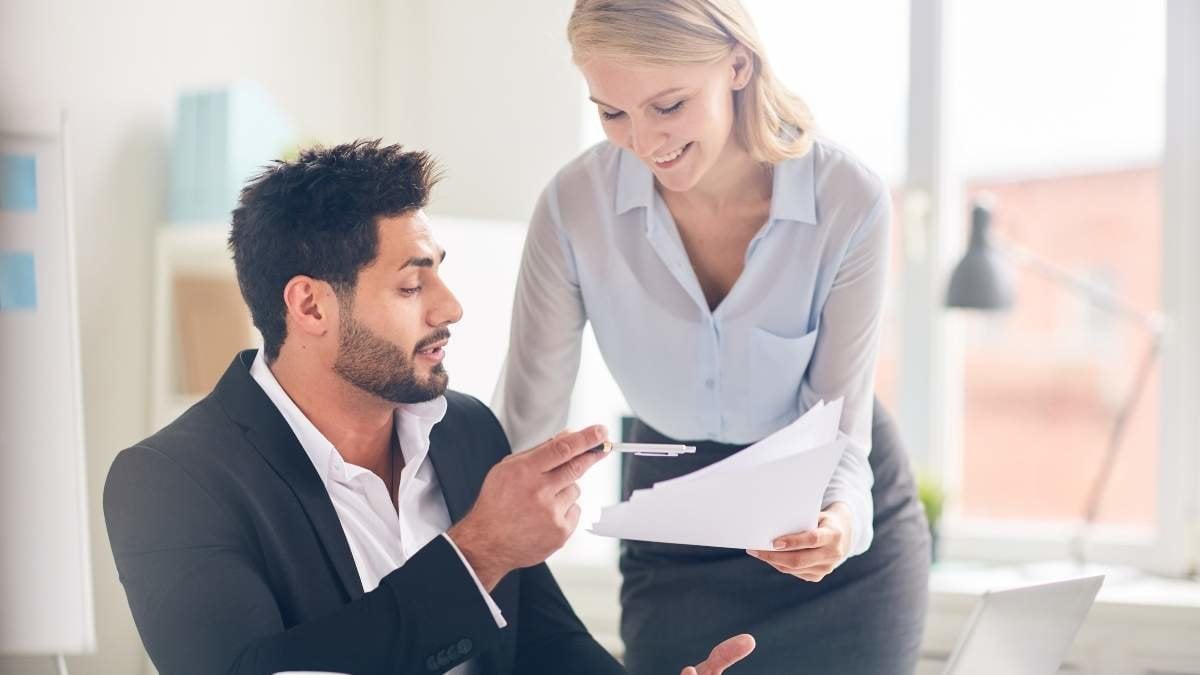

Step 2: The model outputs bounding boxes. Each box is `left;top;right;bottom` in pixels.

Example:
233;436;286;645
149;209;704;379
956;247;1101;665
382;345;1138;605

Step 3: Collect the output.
613;145;818;226
248;350;448;488
393;396;448;472
767;149;818;225
614;148;655;215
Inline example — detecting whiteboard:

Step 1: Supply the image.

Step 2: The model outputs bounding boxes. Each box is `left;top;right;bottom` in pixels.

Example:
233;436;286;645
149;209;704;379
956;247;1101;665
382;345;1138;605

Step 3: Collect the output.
0;110;95;654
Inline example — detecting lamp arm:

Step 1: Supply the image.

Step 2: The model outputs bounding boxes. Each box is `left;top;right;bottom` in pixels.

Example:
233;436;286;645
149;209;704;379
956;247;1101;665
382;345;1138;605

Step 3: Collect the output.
1070;331;1162;565
993;238;1164;335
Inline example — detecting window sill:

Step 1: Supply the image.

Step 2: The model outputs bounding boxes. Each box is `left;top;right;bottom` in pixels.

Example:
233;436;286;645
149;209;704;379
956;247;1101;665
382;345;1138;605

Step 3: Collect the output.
925;560;1200;673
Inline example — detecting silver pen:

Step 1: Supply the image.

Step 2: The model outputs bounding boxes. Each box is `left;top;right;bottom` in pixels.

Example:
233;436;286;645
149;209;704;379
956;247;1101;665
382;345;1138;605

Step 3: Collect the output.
595;442;697;457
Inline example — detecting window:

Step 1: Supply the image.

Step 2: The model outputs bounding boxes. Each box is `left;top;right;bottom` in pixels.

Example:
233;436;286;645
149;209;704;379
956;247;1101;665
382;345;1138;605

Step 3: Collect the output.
951;0;1165;530
903;0;1200;574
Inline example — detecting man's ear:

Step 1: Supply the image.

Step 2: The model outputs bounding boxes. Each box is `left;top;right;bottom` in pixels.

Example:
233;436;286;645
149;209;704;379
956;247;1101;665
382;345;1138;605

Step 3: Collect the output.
282;275;338;338
730;43;755;92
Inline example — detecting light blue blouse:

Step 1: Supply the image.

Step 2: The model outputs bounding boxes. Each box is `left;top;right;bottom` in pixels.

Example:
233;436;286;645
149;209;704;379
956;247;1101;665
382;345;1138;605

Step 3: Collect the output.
493;138;891;556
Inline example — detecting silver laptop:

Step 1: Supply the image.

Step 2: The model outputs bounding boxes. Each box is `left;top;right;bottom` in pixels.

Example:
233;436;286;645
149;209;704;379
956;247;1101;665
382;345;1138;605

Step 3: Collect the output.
943;575;1104;675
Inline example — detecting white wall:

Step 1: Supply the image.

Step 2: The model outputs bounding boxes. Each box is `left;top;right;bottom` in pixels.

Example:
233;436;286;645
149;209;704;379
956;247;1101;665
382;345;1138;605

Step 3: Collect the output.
0;1;380;673
379;0;588;222
377;0;628;569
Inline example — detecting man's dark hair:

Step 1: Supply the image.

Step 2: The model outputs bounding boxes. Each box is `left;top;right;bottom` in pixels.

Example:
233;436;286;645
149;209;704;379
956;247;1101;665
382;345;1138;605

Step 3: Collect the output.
229;139;440;362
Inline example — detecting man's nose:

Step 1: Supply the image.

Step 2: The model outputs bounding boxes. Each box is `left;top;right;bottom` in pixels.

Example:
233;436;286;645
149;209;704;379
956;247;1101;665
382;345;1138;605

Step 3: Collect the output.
429;280;463;327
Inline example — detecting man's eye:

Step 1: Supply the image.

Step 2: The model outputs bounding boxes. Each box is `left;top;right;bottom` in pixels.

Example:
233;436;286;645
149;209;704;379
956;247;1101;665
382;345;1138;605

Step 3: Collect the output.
399;286;422;296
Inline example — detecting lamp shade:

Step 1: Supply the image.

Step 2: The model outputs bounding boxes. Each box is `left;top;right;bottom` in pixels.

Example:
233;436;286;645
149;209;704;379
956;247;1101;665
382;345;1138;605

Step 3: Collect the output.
945;201;1014;310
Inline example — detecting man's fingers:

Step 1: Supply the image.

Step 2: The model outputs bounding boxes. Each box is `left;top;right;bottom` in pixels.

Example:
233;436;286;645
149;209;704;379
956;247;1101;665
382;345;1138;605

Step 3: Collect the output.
516;428;571;455
545;438;609;489
696;634;755;675
555;482;582;509
563;503;581;531
708;633;756;665
529;425;608;472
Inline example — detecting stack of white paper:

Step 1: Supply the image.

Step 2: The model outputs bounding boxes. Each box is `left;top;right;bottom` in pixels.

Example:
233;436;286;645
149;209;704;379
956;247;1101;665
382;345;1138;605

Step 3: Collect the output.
589;399;847;550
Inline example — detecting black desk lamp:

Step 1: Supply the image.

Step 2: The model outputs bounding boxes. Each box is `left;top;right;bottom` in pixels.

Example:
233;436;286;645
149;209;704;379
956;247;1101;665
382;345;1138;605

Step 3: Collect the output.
945;197;1163;565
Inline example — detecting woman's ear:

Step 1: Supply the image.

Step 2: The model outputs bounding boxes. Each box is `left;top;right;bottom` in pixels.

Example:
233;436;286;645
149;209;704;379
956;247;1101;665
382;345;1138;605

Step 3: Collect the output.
730;43;755;92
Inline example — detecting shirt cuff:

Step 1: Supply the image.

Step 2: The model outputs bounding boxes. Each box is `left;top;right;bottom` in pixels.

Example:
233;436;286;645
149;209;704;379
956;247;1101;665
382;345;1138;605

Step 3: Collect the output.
822;489;874;560
441;533;507;629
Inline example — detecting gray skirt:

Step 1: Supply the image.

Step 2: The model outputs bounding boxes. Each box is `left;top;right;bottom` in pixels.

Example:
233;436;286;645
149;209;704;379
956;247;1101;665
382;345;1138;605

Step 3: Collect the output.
619;400;930;675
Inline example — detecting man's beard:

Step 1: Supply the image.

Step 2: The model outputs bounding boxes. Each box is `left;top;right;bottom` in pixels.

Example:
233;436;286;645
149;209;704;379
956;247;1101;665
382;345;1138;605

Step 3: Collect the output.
332;311;450;404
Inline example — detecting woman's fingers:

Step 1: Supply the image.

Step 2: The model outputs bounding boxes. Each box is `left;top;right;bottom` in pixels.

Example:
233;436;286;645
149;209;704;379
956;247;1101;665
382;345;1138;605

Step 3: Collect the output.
746;547;837;581
771;527;833;551
746;547;832;570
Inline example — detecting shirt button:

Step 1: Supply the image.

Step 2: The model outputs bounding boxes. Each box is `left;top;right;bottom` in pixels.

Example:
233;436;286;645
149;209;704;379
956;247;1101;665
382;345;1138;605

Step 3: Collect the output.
704;378;715;389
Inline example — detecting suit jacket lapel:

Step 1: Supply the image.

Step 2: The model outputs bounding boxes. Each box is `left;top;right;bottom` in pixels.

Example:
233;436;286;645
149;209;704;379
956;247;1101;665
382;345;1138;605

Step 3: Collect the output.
428;398;516;675
428;413;474;523
214;350;364;601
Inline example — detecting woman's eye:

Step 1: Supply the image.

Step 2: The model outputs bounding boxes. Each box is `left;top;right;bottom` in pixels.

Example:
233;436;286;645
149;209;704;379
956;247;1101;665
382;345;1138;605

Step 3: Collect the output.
600;108;625;121
655;100;685;116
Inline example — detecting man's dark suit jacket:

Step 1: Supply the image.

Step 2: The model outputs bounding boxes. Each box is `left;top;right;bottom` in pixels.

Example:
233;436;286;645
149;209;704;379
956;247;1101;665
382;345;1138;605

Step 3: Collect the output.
103;350;625;675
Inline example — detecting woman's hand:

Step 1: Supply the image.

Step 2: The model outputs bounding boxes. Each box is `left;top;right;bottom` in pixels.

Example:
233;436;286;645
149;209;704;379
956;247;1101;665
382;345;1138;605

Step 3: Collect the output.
745;502;854;582
680;634;755;675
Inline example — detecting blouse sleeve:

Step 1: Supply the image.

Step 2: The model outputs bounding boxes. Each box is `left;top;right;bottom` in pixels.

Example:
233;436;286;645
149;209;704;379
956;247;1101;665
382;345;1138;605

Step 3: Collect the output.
801;186;892;557
491;179;588;453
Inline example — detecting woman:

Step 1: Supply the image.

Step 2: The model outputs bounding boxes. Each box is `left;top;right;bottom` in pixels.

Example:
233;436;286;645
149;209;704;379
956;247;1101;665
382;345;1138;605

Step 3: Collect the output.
494;1;930;672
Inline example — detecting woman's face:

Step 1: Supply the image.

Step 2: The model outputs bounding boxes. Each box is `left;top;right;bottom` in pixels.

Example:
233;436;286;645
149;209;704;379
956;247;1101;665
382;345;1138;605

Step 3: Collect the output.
580;48;752;194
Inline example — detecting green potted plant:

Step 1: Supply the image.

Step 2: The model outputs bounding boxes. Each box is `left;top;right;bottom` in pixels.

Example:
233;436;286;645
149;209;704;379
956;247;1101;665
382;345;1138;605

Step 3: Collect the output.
917;474;946;563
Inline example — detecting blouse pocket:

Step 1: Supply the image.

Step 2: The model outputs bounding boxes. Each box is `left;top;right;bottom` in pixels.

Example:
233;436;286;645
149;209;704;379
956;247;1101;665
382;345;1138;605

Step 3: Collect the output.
751;326;819;421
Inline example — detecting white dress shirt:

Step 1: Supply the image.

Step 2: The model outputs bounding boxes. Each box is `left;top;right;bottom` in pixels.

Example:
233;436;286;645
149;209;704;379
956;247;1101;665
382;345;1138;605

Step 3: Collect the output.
493;138;888;557
250;352;504;674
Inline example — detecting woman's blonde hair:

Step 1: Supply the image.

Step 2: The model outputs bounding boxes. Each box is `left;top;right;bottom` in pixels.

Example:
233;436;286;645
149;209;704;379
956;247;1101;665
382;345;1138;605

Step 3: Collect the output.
567;0;814;164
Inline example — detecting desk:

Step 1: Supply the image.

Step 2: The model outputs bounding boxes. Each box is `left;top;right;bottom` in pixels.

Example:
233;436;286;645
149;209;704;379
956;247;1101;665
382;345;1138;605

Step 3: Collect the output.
919;561;1200;674
551;559;1200;673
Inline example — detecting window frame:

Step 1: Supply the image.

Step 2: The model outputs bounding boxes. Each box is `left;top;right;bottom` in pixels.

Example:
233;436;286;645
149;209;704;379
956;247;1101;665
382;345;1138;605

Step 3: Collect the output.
903;0;1200;577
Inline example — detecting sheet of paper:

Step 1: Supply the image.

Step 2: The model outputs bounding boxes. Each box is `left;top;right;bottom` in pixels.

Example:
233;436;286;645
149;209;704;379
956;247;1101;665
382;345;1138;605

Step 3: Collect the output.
589;399;847;550
652;398;843;489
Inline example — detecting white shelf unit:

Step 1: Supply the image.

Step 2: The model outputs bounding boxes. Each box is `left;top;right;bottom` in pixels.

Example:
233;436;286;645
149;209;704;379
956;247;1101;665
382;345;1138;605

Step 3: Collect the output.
150;223;260;431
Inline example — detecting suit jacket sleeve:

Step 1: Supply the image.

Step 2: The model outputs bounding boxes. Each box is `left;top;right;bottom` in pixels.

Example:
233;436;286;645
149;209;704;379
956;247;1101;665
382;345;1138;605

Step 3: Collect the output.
104;444;502;675
512;562;625;675
462;394;625;675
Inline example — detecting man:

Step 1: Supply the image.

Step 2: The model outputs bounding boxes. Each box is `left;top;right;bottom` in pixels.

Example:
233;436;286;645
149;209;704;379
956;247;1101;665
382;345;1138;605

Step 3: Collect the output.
103;140;753;675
